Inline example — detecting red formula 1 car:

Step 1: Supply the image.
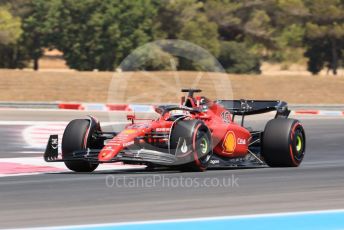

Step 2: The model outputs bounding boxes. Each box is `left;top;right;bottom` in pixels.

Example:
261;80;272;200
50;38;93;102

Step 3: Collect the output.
44;89;306;172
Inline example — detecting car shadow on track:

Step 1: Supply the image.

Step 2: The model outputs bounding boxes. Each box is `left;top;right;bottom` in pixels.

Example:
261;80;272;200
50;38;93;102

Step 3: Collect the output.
45;166;266;175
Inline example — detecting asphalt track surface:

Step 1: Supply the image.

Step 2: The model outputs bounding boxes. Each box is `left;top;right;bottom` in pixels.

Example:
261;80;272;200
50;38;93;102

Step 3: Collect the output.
0;110;343;229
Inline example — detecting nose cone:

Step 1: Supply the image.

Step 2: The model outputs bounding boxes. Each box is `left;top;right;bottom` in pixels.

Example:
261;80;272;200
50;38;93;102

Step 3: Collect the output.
98;144;123;162
98;128;143;161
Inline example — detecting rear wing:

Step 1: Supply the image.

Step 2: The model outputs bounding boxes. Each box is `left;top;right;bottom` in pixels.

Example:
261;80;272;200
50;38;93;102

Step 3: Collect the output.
215;100;290;118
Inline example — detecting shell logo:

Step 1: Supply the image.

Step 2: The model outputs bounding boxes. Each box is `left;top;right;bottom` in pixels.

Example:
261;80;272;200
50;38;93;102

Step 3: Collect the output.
222;131;236;154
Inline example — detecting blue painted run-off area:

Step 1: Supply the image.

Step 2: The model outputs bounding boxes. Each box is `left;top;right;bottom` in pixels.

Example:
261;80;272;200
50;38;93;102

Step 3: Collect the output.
53;210;344;230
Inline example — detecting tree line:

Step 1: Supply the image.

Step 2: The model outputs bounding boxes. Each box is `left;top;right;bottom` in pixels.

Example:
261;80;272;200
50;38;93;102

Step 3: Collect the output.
0;0;343;75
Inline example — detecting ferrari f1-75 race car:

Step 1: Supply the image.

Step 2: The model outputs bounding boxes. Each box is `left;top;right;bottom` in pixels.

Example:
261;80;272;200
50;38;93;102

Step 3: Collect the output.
44;89;306;172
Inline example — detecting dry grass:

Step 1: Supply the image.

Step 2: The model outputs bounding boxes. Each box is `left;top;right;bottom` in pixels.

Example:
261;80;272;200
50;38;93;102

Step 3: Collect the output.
1;69;344;104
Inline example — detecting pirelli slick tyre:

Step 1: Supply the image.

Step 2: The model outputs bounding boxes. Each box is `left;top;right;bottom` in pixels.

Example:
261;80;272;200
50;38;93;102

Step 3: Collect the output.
62;119;101;172
170;120;213;172
262;118;306;167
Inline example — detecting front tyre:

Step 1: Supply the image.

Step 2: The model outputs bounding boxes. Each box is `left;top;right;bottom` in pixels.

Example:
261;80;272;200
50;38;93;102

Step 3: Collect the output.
62;118;101;172
170;120;213;172
262;118;306;167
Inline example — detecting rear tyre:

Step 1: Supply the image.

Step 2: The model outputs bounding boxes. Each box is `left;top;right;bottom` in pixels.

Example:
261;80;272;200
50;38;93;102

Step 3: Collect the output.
262;118;306;167
170;120;213;172
62;118;101;172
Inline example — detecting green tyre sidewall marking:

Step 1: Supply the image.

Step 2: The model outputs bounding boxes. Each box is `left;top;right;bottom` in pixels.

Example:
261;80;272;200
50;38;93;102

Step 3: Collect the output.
200;137;208;154
296;133;303;152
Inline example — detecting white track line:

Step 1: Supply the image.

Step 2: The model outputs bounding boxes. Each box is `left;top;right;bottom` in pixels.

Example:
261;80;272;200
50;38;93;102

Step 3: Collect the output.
15;209;344;230
0;157;145;178
0;121;129;125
